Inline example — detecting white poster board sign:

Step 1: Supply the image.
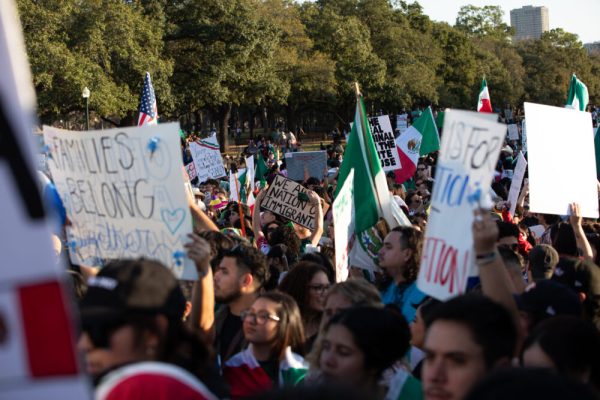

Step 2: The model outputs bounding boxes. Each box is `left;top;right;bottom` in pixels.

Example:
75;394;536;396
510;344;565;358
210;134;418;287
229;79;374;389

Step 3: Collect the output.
44;123;197;279
507;124;519;141
284;151;327;181
189;135;226;183
369;115;401;171
396;114;408;135
0;1;91;397
332;169;354;282
524;102;598;218
417;110;506;300
508;152;527;216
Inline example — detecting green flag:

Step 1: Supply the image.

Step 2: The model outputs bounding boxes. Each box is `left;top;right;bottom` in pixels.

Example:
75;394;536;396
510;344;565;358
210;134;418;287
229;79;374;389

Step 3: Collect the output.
255;153;269;182
566;74;589;112
336;95;409;271
417;106;440;156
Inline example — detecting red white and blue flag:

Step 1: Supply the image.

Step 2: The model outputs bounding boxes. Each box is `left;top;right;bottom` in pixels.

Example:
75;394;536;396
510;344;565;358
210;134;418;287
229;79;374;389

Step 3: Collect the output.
137;72;158;126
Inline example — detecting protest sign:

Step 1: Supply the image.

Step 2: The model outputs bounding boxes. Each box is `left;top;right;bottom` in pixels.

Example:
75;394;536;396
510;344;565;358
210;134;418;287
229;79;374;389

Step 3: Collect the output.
261;175;327;230
189;134;226;183
332;169;355;282
44;123;197;279
0;1;90;397
525;102;598;218
396;114;408;135
285;151;327;181
185;161;197;181
507;124;519;141
521;119;528;152
508;152;527;216
369;115;401;171
417;110;506;300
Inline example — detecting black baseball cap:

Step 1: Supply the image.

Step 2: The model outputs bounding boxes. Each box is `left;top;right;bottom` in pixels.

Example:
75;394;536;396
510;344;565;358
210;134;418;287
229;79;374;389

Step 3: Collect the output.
515;280;582;319
79;259;186;326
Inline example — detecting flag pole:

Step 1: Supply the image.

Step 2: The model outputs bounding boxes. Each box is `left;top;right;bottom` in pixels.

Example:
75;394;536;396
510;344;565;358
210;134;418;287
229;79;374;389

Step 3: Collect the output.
233;172;247;237
353;82;385;216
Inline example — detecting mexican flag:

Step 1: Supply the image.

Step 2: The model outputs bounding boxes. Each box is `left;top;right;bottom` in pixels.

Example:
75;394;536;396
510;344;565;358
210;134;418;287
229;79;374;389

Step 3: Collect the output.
255;152;269;185
477;78;493;113
395;106;439;184
229;168;254;206
336;94;409;272
223;347;307;398
565;74;589;112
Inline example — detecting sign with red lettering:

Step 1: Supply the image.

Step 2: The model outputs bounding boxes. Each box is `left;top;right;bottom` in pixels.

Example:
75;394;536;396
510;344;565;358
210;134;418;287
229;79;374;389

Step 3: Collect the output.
417;110;507;300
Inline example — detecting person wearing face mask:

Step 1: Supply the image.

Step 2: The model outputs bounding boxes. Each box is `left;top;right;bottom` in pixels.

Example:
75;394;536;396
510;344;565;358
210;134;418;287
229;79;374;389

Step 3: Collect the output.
223;291;307;398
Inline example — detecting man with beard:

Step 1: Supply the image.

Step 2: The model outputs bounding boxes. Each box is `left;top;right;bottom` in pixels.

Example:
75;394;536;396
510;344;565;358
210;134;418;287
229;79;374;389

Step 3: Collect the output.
213;243;270;365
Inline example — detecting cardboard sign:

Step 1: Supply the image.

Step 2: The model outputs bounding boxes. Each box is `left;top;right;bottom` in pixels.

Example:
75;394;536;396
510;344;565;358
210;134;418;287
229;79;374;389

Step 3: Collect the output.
0;1;91;397
284;151;327;181
44;123;197;279
369;115;401;171
507;124;519;140
524;102;598;218
396;114;408;135
508;152;527;216
332;169;354;282
189;135;226;183
184;161;197;181
417;110;507;300
261;175;327;230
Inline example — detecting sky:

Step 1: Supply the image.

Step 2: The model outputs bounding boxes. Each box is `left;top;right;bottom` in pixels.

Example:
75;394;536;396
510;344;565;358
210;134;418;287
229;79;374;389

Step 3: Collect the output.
411;0;599;44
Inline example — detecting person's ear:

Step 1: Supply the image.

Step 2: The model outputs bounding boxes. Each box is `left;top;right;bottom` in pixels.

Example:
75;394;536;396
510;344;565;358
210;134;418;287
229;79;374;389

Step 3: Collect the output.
578;292;587;303
240;272;254;291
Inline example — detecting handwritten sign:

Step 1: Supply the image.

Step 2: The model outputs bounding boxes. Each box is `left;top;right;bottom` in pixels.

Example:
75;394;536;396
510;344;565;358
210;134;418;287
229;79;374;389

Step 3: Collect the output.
189;134;226;183
508;152;527;216
261;175;327;230
185;161;197;181
369;115;401;171
507;124;519;141
44;123;196;279
417;110;506;300
396;114;408;135
285;151;327;181
0;1;91;397
332;169;354;282
525;102;598;218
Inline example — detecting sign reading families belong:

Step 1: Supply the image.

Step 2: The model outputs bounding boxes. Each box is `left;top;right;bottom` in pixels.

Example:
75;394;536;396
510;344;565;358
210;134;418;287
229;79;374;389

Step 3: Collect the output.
44;123;196;279
417;110;506;301
368;115;401;171
189;134;226;183
262;175;326;230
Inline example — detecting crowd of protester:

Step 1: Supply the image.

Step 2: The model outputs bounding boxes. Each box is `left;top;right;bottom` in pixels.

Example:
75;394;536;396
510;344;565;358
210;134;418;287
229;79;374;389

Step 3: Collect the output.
46;106;600;399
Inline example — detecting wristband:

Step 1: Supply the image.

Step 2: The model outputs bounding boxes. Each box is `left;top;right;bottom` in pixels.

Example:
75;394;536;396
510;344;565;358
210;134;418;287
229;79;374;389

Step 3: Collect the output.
475;251;497;265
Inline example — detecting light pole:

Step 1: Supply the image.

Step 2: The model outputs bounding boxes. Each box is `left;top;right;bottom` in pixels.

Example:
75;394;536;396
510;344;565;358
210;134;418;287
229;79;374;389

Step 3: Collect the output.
82;87;90;130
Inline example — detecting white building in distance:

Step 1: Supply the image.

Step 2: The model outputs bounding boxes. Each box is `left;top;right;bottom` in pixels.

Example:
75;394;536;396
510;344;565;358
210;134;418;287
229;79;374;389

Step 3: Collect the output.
510;5;549;41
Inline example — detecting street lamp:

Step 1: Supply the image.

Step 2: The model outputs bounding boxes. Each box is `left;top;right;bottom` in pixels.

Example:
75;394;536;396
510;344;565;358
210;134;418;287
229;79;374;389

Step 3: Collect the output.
82;87;90;130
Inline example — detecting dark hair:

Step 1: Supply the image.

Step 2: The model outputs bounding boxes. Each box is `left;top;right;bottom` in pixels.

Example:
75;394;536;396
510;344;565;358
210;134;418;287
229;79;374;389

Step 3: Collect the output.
391;226;423;282
198;230;234;269
418;297;441;328
464;368;598;400
67;269;87;301
300;252;335;283
552;222;578;257
278;262;330;317
223;244;270;288
269;225;301;263
425;294;517;368
255;291;306;361
323;307;410;379
521;316;600;389
497;246;524;273
496;221;520;240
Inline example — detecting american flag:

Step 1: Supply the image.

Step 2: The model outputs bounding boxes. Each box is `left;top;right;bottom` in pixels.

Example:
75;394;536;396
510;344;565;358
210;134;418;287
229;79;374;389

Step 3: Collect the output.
137;71;158;126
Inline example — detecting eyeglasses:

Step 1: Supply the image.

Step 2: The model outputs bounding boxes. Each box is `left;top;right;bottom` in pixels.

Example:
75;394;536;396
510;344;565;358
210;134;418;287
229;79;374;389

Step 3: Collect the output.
240;310;281;325
308;284;331;294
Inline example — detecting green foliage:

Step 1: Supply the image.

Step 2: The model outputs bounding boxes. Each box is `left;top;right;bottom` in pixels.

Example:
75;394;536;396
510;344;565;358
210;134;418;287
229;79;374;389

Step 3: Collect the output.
15;0;600;137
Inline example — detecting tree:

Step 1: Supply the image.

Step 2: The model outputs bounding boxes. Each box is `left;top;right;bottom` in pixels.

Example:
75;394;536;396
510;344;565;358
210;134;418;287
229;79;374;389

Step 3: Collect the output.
18;0;173;125
455;5;512;41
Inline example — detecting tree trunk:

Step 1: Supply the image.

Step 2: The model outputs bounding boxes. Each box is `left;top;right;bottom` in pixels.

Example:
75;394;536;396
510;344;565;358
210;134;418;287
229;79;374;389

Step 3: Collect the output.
218;103;232;152
259;105;268;138
249;108;255;139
